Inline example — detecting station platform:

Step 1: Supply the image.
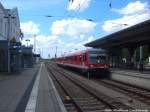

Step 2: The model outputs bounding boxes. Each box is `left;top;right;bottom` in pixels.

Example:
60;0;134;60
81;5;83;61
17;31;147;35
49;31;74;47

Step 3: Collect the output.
110;68;150;90
111;68;150;78
0;63;67;112
34;63;66;112
0;64;40;112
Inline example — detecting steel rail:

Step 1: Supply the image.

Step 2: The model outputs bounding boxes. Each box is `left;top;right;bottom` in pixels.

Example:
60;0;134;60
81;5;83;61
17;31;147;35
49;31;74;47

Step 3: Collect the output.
96;79;150;105
49;63;133;110
46;63;112;112
47;65;83;112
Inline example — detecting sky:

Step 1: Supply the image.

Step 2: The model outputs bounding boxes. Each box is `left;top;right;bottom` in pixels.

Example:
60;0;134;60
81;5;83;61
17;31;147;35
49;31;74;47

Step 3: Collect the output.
1;0;150;58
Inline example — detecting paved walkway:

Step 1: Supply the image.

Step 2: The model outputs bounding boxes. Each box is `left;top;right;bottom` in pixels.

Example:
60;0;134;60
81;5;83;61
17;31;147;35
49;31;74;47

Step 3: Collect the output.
0;73;14;81
0;65;40;112
0;63;67;112
35;64;66;112
111;68;150;79
110;68;150;74
110;68;150;90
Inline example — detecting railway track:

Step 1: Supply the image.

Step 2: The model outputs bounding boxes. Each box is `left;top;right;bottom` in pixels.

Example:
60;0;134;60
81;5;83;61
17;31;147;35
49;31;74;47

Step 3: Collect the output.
47;64;110;112
94;79;150;106
46;63;132;112
47;66;78;112
111;70;150;80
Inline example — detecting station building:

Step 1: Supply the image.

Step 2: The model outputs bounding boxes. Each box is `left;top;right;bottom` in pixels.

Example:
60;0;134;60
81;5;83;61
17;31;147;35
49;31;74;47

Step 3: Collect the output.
0;3;23;72
33;54;41;64
21;45;34;68
0;40;8;72
0;2;39;73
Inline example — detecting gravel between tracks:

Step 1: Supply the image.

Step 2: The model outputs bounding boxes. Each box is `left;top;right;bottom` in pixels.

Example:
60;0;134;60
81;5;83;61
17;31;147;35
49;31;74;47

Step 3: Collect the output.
45;64;139;112
49;63;150;112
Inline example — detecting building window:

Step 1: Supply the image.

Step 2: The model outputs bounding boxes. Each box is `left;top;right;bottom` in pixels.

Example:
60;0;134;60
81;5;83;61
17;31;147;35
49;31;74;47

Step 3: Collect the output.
0;18;3;33
5;22;7;39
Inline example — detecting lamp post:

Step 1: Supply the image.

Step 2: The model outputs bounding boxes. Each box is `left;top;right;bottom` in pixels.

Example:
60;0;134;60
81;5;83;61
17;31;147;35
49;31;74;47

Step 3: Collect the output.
25;39;30;47
48;54;51;59
139;46;143;72
55;46;57;60
34;34;36;54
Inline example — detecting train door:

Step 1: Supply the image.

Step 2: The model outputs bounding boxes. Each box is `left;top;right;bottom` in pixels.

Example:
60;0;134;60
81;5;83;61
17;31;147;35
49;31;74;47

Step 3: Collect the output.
82;53;86;66
0;50;5;71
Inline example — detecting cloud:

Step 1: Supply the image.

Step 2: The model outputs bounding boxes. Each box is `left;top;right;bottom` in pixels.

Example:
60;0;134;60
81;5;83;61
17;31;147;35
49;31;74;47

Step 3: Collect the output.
21;34;60;54
86;36;94;43
21;33;95;58
102;1;150;33
112;1;150;15
20;20;95;58
65;36;94;51
67;0;91;11
102;13;150;32
51;18;97;36
21;21;40;34
36;35;58;43
22;34;64;58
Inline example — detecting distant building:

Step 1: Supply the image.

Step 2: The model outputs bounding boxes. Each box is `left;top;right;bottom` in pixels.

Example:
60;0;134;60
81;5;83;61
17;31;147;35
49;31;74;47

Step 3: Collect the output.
0;2;22;41
34;54;41;63
0;2;23;72
21;46;34;68
0;2;38;73
0;3;7;40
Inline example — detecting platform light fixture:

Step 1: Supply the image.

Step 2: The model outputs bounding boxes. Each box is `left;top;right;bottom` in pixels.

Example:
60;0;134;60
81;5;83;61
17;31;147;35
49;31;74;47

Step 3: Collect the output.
25;39;30;47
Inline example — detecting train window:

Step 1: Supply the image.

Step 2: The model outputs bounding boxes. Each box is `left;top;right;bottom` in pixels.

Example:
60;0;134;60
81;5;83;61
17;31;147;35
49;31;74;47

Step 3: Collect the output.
69;56;73;61
71;56;74;61
82;53;86;62
97;56;107;63
67;56;69;61
79;55;82;62
89;51;107;64
75;56;77;61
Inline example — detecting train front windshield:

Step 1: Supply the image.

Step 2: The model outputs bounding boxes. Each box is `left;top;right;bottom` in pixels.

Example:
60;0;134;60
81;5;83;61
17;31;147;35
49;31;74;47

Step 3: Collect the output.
89;51;107;64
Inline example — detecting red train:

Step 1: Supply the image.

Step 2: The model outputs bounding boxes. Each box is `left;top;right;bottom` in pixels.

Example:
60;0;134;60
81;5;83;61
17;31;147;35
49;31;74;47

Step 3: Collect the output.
56;48;109;75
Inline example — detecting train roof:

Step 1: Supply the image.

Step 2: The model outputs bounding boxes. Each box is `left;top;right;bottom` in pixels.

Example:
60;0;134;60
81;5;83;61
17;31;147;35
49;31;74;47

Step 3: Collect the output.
58;48;105;58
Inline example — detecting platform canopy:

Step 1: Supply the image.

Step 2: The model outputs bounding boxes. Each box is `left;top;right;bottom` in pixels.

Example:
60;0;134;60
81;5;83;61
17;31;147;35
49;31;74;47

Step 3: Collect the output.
85;19;150;49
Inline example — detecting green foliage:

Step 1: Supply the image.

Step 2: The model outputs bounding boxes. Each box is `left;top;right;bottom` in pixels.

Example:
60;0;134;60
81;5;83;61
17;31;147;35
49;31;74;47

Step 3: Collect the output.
10;37;16;43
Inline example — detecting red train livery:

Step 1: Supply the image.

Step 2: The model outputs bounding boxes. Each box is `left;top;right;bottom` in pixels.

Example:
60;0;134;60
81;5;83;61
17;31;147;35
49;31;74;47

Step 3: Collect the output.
56;48;109;74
